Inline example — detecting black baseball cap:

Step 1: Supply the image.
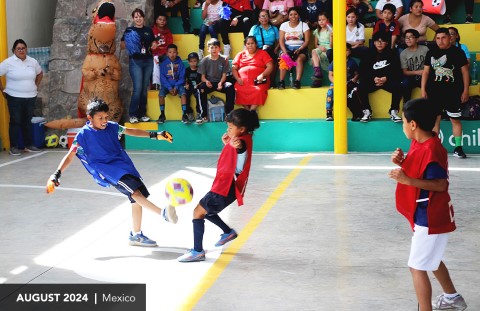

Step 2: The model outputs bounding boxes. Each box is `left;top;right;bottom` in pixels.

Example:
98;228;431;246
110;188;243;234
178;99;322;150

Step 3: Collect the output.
187;52;199;60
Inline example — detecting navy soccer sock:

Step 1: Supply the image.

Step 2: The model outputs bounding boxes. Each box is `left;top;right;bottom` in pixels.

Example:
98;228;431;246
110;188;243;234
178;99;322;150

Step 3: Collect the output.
193;219;205;252
205;214;230;234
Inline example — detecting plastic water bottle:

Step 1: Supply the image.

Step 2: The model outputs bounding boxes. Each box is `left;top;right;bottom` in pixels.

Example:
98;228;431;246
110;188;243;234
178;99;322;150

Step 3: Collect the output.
289;72;294;88
472;60;478;85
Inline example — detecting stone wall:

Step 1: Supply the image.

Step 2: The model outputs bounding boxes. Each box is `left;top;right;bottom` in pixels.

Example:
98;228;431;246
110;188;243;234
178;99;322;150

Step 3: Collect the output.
44;0;155;125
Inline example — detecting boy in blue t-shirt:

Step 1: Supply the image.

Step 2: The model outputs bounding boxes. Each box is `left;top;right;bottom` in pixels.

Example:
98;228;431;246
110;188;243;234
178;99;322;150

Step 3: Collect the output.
158;44;194;124
46;99;175;247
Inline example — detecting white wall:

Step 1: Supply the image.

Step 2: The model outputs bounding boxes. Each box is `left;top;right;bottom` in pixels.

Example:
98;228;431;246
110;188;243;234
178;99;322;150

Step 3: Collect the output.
6;0;57;53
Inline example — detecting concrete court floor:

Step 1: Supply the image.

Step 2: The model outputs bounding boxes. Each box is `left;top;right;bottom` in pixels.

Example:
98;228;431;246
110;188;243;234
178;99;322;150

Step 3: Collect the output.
0;149;479;311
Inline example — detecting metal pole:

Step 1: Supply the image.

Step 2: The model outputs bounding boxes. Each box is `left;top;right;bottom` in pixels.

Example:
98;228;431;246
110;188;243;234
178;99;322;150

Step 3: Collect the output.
333;0;348;154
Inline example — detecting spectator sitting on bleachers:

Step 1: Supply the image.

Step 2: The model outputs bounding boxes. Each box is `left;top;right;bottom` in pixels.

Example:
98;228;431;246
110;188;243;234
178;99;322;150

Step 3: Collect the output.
373;3;401;49
311;12;332;88
346;8;368;58
347;0;376;27
220;0;254;58
320;0;332;23
444;0;474;24
448;27;471;67
278;7;311;89
151;13;173;90
158;44;193;124
198;0;223;60
249;10;279;85
397;0;439;48
325;43;362;121
358;31;403;123
155;0;191;34
262;0;293;28
399;28;429;103
301;0;324;30
375;0;403;21
199;38;236;114
231;36;273;112
185;52;208;124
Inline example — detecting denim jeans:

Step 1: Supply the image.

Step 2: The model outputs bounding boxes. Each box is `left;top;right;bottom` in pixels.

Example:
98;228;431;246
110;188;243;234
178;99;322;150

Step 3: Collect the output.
6;94;36;148
199;23;220;49
128;57;153;117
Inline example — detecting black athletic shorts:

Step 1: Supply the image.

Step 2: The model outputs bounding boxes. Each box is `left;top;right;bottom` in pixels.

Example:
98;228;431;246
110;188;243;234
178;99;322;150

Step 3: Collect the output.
109;174;150;203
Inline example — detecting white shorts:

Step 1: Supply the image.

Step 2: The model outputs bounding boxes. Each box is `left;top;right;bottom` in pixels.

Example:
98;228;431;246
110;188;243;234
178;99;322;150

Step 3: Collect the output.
408;224;449;271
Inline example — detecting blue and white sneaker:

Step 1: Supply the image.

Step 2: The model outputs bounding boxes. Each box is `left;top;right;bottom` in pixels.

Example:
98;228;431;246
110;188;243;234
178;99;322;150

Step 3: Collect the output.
215;229;238;247
162;205;178;224
128;231;157;247
178;249;206;262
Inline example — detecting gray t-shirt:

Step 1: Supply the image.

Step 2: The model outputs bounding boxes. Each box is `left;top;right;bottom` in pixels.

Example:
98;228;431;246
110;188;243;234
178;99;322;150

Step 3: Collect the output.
198;55;230;83
400;45;429;72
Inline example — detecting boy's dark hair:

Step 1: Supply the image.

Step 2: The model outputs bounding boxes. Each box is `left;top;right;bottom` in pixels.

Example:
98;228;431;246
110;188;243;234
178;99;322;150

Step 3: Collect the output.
382;3;396;14
155;13;167;20
404;28;420;38
225;108;260;133
435;27;450;36
87;98;109;117
403;98;436;131
167;44;178;51
372;31;391;44
187;52;199;60
207;38;221;48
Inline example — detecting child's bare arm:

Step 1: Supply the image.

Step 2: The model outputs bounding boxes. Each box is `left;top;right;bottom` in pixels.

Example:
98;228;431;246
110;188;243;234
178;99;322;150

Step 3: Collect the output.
125;128;173;142
388;169;448;192
46;148;77;193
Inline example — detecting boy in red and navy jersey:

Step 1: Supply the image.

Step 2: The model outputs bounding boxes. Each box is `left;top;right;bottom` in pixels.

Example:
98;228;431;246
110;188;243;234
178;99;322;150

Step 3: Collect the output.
389;98;467;311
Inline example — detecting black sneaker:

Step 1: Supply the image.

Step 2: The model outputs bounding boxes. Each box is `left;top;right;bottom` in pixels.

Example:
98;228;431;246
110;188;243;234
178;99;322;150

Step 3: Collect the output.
466;16;474;23
181;113;190;124
157;114;166;124
453;146;467;159
326;110;333;121
311;79;322;88
293;80;301;89
277;80;285;90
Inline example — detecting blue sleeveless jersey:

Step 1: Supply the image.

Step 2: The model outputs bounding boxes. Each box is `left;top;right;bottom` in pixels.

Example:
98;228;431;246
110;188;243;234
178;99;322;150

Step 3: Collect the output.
75;121;141;187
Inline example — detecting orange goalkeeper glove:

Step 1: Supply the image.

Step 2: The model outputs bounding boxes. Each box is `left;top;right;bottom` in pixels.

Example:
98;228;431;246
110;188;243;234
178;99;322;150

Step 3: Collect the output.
150;130;173;143
46;169;61;194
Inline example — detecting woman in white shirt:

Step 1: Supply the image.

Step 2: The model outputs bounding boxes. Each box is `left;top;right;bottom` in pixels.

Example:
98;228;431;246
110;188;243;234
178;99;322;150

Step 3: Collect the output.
0;39;43;156
346;8;368;58
278;7;310;89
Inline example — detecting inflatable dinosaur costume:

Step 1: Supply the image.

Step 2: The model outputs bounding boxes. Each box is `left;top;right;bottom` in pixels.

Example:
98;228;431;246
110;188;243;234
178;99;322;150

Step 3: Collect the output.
46;0;122;129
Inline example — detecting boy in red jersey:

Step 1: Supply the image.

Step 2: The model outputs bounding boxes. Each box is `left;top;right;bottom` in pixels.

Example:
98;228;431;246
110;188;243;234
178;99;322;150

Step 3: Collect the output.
388;98;467;311
178;109;259;262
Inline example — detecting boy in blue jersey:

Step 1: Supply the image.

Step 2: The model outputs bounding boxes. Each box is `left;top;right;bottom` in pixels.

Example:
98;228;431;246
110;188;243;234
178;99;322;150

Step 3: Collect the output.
46;99;176;247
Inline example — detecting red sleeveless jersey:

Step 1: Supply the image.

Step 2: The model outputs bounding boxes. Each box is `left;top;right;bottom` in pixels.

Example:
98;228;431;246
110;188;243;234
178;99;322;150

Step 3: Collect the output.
396;136;456;234
211;134;253;206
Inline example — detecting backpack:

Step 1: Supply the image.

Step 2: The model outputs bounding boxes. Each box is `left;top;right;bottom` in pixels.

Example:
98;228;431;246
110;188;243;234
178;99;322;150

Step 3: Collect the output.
461;95;480;120
207;95;225;122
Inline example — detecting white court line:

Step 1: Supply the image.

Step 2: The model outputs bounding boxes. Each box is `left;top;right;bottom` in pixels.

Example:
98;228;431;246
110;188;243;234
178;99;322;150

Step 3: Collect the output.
0;152;46;167
0;184;124;196
264;165;480;172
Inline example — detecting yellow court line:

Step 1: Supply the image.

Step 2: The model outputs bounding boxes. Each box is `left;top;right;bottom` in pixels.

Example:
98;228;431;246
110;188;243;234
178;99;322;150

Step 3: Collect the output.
178;155;313;310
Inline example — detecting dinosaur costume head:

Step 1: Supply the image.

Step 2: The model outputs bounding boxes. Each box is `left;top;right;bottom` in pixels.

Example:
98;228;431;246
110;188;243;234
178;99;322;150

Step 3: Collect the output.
88;1;116;54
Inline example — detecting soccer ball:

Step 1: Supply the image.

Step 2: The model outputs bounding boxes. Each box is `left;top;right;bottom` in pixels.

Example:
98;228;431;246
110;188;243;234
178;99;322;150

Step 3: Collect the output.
165;178;193;207
58;135;68;149
45;134;59;148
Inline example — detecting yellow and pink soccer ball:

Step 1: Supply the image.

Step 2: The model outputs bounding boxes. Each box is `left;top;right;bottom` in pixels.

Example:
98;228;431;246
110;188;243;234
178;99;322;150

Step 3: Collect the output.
165;178;193;207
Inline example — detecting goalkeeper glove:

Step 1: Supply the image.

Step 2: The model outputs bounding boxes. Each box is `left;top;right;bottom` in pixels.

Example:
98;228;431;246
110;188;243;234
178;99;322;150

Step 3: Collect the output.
46;169;61;194
150;130;173;143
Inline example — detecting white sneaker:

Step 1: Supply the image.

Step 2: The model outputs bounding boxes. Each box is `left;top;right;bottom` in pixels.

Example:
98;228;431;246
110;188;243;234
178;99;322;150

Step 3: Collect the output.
129;116;139;124
432;294;467;310
223;44;231;59
198;49;204;60
162;205;178;224
390;110;402;123
140;116;150;122
360;109;372;122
